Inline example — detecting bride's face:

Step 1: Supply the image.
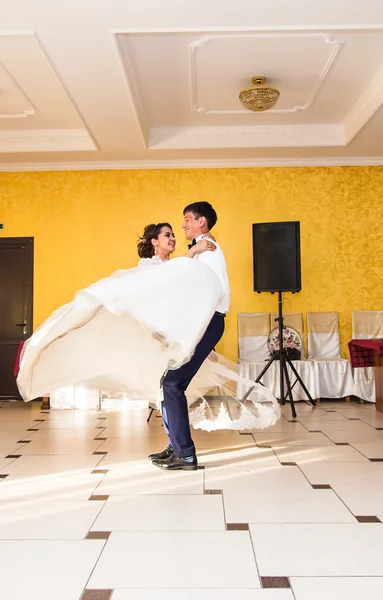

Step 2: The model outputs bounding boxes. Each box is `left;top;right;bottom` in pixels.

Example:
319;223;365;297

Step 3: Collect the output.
153;226;176;257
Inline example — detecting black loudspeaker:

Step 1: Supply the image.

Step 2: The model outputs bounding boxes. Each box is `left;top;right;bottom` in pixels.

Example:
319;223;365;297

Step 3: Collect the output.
252;221;301;292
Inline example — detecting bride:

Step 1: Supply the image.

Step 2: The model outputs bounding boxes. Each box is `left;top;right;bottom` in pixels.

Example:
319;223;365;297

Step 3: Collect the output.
17;222;280;431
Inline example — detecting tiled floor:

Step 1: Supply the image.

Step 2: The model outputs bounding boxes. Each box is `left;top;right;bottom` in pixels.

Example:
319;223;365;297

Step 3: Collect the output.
1;399;383;599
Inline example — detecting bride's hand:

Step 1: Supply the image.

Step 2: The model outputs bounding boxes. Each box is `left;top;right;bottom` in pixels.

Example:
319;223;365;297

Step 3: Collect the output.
202;232;216;242
192;239;217;255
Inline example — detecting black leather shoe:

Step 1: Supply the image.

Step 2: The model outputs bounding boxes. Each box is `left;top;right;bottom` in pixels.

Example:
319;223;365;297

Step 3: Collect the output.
152;454;198;471
148;444;173;461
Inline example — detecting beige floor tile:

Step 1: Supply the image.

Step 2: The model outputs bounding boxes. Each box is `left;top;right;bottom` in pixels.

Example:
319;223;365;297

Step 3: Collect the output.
112;591;294;599
16;438;104;455
0;499;104;539
201;445;280;469
272;445;368;464
253;432;334;446
3;454;102;474
250;523;383;575
92;494;225;531
0;472;105;502
206;465;354;523
303;420;376;432
0;539;104;599
299;461;383;486
350;441;383;459
96;460;204;495
321;429;383;443
89;531;260;589
290;577;383;600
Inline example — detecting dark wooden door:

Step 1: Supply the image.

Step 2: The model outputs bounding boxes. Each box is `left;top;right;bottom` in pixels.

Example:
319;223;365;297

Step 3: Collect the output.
0;237;33;398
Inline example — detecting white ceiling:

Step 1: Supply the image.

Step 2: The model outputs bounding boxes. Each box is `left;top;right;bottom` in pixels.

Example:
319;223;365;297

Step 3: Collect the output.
1;0;383;170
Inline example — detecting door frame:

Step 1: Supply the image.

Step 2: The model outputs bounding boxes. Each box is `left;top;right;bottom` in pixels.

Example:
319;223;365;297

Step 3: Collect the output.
0;237;34;398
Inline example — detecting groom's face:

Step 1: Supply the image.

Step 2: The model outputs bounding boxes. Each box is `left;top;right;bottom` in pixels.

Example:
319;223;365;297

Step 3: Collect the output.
182;211;201;241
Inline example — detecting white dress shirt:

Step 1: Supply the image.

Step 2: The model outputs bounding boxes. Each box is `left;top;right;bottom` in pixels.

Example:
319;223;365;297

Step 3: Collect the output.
193;234;230;314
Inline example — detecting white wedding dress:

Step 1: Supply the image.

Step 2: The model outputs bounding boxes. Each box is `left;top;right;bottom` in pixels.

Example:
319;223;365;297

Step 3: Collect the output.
17;256;280;431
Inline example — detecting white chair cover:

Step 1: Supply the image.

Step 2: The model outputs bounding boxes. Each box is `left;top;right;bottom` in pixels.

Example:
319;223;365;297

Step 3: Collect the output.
238;313;270;361
352;311;383;403
307;312;354;399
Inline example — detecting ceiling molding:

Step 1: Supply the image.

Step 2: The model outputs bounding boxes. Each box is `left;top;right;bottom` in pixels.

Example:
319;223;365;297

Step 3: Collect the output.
343;65;383;144
0;129;97;153
190;32;343;115
1;156;383;172
148;124;344;149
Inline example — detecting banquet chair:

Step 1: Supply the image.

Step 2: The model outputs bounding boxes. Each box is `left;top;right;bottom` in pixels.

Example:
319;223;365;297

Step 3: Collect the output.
237;313;274;397
352;311;383;403
307;311;354;399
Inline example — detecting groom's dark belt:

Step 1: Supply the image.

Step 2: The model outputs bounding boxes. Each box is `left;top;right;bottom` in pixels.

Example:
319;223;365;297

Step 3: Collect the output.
215;311;226;318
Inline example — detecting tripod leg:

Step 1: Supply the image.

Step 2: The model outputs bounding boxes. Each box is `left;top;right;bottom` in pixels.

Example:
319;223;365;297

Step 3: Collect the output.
281;352;297;418
147;407;155;423
279;349;285;405
255;352;278;384
240;353;278;402
284;354;316;407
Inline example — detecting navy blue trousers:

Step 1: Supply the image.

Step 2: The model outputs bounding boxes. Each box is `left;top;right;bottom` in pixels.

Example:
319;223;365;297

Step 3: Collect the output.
161;312;225;458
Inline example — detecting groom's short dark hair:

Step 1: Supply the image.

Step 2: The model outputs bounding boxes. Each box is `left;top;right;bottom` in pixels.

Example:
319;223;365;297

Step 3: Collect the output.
183;201;217;230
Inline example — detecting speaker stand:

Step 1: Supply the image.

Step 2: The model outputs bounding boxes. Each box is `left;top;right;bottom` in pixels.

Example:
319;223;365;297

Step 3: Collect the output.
241;291;316;418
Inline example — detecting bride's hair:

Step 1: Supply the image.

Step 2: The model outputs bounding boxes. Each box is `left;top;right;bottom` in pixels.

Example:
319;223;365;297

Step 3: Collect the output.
137;222;173;258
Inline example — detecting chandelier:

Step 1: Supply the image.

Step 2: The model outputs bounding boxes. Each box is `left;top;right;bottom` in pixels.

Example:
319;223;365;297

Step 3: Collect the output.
239;76;280;112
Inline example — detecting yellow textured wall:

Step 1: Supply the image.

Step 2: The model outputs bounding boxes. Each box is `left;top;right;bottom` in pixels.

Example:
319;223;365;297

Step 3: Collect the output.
1;167;383;360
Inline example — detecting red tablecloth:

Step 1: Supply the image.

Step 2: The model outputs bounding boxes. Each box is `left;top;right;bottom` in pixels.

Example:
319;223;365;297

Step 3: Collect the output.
348;338;383;368
13;341;25;377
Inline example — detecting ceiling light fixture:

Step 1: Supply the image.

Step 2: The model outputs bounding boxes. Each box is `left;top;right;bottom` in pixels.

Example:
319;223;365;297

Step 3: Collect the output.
239;76;280;112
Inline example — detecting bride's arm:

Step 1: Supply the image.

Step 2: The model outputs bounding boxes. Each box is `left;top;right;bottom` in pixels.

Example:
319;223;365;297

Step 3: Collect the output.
185;239;217;258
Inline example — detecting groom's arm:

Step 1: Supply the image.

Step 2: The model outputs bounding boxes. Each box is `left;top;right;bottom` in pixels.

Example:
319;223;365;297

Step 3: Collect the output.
197;245;229;302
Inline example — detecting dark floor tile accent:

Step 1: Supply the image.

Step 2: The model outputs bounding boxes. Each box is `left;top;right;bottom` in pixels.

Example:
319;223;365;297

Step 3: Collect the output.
34;419;45;422
26;428;39;431
335;442;349;446
355;516;381;523
89;495;109;501
91;469;109;474
85;531;111;540
227;523;249;530
312;484;332;489
40;411;50;414
95;426;106;430
308;430;322;433
97;417;107;420
92;451;108;455
261;577;290;588
5;455;21;459
281;462;297;466
325;410;336;413
239;432;253;435
257;445;272;448
197;465;205;470
81;591;113;600
94;437;107;441
0;474;9;479
348;418;360;421
369;458;383;462
17;440;31;444
204;489;222;495
376;428;383;430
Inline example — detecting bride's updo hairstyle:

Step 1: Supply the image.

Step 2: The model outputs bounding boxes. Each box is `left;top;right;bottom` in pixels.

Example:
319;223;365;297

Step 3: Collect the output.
137;222;173;258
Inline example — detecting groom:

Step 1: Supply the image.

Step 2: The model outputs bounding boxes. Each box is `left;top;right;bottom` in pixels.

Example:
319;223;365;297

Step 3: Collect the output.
150;201;230;470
